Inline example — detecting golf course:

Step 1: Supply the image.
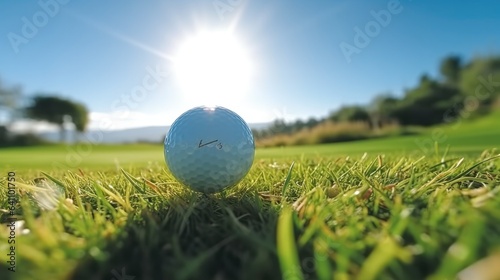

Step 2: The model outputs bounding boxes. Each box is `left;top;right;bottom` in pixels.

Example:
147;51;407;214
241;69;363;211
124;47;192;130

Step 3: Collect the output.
1;110;499;280
1;2;500;279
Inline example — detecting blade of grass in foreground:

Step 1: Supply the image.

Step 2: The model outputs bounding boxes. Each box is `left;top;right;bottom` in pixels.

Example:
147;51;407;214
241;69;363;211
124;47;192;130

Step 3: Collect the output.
282;161;295;197
277;206;304;280
430;212;485;279
357;237;412;280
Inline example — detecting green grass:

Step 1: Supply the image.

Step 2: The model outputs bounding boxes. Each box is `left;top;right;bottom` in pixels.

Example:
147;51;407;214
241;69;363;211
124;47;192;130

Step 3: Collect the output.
0;113;499;280
3;110;500;173
259;110;500;159
0;144;164;172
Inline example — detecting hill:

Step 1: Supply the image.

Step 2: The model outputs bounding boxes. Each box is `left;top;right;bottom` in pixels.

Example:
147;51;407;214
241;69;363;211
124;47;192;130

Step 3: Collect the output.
257;110;500;158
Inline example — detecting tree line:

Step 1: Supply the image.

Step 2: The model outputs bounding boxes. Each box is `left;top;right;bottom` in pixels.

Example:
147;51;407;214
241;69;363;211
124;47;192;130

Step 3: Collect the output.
253;55;500;144
0;82;88;147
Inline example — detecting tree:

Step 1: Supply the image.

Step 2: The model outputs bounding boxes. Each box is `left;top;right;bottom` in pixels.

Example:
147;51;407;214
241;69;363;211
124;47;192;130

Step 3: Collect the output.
71;102;89;133
305;117;319;128
440;55;462;85
392;78;461;126
329;105;370;123
460;56;500;109
368;93;400;130
26;95;89;142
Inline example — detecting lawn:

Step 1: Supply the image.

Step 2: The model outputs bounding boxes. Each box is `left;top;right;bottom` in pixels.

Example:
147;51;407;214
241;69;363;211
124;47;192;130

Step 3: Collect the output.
0;113;499;280
3;110;499;174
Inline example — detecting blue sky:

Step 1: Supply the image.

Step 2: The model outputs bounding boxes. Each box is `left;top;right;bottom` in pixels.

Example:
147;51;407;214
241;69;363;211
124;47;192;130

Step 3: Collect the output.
1;0;499;130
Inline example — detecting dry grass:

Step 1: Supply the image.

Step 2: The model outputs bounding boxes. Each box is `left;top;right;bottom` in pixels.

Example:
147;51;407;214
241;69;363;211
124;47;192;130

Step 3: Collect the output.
256;121;404;148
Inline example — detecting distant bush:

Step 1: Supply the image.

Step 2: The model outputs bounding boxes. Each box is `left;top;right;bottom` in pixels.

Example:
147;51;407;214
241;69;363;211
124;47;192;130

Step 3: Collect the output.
257;134;293;148
13;133;47;146
0;131;48;147
255;121;408;147
307;121;371;144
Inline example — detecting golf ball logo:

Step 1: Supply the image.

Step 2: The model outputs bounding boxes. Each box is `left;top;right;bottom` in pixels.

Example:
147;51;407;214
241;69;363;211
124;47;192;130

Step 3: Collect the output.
164;106;255;193
198;139;223;149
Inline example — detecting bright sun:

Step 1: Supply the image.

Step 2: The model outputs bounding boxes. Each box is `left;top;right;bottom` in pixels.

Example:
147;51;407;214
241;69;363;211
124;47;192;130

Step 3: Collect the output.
172;30;253;105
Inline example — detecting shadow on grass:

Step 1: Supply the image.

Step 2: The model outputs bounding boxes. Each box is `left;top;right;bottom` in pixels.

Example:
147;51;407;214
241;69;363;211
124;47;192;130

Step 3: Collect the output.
67;193;282;280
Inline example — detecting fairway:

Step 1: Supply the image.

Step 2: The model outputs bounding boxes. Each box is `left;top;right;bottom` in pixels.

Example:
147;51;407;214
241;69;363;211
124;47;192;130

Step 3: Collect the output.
2;111;499;174
1;114;500;279
2;2;500;279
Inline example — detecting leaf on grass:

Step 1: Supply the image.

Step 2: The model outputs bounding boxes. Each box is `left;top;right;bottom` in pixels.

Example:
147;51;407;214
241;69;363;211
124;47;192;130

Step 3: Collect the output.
17;176;65;211
32;178;65;210
15;182;50;193
41;172;67;189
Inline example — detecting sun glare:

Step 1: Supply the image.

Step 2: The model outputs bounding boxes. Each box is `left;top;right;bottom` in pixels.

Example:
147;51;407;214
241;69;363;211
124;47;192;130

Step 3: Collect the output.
172;30;253;106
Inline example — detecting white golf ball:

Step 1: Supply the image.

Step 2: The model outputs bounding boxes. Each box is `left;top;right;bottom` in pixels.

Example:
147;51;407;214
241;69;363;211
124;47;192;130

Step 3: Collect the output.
164;106;255;193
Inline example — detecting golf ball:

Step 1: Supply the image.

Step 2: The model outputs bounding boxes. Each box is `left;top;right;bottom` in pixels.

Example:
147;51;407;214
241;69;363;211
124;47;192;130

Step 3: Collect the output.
164;106;255;193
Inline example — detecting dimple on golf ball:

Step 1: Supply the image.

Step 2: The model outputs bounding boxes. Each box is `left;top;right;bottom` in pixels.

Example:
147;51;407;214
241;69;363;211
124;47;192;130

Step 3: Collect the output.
164;106;255;193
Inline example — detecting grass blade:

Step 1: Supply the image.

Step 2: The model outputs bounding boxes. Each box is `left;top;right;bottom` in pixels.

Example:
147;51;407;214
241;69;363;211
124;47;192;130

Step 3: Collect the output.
120;168;147;195
277;206;303;280
282;161;295;197
451;154;500;180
